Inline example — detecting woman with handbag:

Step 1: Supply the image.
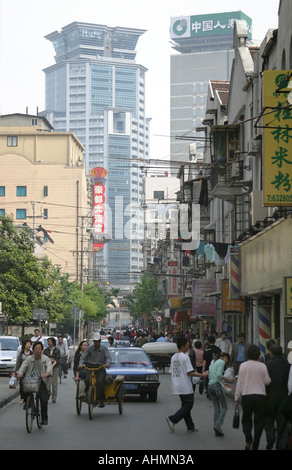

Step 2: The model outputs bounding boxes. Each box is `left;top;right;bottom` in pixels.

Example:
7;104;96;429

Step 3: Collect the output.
208;352;234;436
234;344;271;450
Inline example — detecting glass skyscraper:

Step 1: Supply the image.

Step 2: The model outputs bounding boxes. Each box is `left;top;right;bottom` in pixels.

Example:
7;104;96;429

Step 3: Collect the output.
169;11;252;167
41;22;149;290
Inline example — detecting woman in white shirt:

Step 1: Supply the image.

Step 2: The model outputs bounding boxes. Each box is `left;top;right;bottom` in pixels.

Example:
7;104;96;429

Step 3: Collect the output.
235;344;271;450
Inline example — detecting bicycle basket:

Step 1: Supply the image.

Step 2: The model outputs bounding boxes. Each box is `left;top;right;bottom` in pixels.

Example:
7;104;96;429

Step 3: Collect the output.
22;377;41;393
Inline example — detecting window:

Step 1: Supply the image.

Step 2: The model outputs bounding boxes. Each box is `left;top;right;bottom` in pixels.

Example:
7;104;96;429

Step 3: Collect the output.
0;186;5;197
43;186;48;197
16;186;27;197
153;191;164;200
7;136;18;147
43;209;48;219
32;118;38;126
0;209;5;216
16;209;26;219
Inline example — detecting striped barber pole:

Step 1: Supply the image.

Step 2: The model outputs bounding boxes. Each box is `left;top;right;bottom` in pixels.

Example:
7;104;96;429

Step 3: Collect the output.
229;251;240;299
258;302;272;356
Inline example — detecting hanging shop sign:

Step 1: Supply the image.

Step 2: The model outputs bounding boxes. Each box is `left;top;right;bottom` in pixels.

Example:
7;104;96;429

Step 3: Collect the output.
284;276;292;316
89;167;108;252
221;280;244;314
192;279;217;318
167;260;178;298
263;70;292;207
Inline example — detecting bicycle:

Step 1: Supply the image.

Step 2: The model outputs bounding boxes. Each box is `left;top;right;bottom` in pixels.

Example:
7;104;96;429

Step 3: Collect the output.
22;377;43;433
75;365;124;420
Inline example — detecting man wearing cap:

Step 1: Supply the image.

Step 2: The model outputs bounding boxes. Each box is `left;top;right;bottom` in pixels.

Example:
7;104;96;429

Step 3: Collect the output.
78;333;111;408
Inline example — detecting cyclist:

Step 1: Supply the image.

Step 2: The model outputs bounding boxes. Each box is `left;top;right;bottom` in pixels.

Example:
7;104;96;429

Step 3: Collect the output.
77;332;111;408
16;341;52;425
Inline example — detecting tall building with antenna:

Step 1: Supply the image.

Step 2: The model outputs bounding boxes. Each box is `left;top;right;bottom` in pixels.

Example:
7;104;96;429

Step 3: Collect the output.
41;22;150;290
169;11;252;169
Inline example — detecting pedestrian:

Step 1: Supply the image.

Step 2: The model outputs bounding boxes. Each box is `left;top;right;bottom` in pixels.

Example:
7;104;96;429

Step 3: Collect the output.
215;331;232;355
30;328;44;347
264;343;291;450
208;352;235;436
107;336;115;347
16;341;52;425
14;339;33;405
43;337;60;403
73;340;89;378
193;341;204;394
234;344;271;450
202;335;221;398
230;332;251;376
264;339;276;363
166;337;207;433
56;334;69;378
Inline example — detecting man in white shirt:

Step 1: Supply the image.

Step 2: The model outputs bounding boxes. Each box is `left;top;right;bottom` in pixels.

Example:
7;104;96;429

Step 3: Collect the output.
166;338;207;433
31;329;44;347
215;331;232;355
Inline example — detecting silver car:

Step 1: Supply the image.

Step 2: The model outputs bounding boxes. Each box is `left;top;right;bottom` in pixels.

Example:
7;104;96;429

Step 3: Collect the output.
0;336;20;374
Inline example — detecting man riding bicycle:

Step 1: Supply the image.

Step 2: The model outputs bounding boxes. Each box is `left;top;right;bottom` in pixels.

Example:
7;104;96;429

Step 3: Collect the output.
75;332;111;408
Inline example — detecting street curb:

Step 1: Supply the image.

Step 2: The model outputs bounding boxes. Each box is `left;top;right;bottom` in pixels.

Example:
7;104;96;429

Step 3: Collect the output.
0;389;19;409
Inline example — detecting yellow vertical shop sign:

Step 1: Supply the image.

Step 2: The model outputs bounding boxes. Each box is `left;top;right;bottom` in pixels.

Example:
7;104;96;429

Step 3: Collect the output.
263;71;292;206
284;277;292;315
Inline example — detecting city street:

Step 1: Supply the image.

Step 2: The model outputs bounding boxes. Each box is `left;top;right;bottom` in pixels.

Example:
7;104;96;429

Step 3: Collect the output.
0;370;267;451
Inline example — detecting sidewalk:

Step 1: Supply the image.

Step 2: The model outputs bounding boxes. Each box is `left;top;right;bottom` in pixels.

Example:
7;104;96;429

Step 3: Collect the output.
0;377;19;408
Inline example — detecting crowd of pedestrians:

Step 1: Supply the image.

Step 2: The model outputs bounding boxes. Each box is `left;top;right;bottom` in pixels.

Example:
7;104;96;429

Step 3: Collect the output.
164;328;292;451
12;325;292;450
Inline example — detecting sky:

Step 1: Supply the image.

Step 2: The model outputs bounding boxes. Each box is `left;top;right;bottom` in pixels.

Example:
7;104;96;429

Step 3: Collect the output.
0;0;279;161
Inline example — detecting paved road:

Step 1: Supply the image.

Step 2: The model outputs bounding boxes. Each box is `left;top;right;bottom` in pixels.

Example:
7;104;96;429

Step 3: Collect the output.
0;370;268;451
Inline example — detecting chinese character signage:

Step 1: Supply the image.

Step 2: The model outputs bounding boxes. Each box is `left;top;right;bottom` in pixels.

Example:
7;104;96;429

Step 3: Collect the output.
284;276;292;315
222;280;244;314
170;11;252;40
263;71;292;206
192;279;217;317
89;167;108;252
168;260;178;298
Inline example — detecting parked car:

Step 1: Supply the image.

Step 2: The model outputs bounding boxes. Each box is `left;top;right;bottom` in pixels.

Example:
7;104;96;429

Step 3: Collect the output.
0;336;20;374
107;347;160;402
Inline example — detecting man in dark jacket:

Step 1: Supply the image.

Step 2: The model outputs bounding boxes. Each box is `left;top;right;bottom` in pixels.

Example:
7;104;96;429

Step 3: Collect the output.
265;344;291;450
230;332;251;376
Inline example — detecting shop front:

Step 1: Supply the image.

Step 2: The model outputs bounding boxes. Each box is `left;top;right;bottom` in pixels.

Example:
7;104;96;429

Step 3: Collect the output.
240;216;292;354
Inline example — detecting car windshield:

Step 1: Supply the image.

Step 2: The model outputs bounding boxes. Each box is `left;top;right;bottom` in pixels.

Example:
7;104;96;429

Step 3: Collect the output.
109;349;150;365
0;338;19;351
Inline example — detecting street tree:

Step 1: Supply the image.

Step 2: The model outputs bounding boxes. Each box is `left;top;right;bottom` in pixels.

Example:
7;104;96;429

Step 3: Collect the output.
126;275;164;325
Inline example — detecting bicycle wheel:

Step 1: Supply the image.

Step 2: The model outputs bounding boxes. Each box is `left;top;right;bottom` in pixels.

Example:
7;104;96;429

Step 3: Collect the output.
25;394;34;433
35;394;43;429
76;381;82;415
88;386;95;420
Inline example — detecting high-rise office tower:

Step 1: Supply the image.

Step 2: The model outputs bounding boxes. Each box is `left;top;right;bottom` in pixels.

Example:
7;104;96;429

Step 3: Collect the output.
41;22;150;290
169;11;252;169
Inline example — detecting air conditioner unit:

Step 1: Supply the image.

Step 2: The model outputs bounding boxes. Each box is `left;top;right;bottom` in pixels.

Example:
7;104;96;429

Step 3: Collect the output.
230;161;241;180
250;191;268;225
247;139;261;156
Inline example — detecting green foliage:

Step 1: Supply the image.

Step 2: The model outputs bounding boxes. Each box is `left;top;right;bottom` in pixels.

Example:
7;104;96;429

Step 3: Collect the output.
0;216;109;328
126;274;164;322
